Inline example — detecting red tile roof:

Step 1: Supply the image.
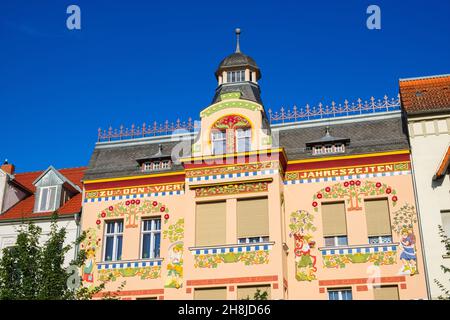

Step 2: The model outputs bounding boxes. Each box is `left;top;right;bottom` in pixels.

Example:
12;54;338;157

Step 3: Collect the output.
434;145;450;180
0;167;86;221
399;74;450;114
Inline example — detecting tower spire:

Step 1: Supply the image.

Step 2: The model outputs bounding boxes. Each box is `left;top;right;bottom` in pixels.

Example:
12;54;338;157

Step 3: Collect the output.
235;28;241;53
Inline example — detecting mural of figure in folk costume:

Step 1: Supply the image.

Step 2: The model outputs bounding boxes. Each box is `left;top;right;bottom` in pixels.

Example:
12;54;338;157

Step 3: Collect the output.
294;234;317;281
82;247;95;283
165;241;183;288
399;228;417;275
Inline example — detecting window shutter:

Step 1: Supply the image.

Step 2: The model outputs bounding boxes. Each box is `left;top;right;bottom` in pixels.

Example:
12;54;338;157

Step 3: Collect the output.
441;211;450;237
237;198;269;239
33;187;42;213
195;202;226;246
365;199;392;237
237;285;271;300
194;287;227;300
321;202;347;237
373;286;399;300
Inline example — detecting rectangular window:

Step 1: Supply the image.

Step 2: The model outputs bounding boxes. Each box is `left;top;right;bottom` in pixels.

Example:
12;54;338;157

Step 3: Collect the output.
141;218;161;259
236;129;251;152
441;210;450;237
196;201;226;246
328;288;353;300
104;220;123;261
373;285;399;300
322;202;347;246
365;199;392;242
211;130;227;155
237;197;269;243
227;70;245;83
237;285;271;300
37;186;58;212
194;287;227;300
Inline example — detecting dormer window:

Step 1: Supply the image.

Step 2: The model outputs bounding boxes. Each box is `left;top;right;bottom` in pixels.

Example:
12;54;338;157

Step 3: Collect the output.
211;130;227;155
227;70;245;83
306;126;350;157
37;186;57;212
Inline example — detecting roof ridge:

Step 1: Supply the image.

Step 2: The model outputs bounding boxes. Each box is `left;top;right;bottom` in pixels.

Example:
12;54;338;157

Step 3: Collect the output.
399;73;450;82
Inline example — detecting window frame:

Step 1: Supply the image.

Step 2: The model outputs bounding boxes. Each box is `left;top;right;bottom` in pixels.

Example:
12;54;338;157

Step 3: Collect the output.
328;288;353;300
323;235;348;247
227;70;245;83
235;128;252;153
103;220;124;262
37;186;58;212
211;130;227;155
140;218;162;259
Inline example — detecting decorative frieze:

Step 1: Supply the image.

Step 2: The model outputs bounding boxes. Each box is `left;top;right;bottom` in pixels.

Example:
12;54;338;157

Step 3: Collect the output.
193;180;270;197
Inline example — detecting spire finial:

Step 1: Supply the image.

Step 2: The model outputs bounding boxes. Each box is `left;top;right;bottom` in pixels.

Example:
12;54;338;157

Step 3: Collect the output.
325;126;331;137
235;28;241;53
3;159;8;165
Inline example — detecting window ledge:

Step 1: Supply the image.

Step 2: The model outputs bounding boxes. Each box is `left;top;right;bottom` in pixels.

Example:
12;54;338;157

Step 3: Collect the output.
189;242;275;255
97;258;163;270
318;243;399;255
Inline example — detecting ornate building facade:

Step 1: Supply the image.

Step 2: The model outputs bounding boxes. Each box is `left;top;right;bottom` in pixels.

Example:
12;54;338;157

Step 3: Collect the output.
80;31;429;300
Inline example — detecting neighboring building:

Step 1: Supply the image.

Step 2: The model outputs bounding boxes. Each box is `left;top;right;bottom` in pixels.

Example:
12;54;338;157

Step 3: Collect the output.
80;31;428;300
0;161;85;264
399;74;450;299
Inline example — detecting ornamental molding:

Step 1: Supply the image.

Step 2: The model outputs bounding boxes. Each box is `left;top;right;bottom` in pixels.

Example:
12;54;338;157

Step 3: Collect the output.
200;99;263;118
190;178;272;197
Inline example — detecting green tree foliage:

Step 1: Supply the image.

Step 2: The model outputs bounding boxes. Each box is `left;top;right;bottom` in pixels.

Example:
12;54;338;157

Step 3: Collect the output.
242;289;269;300
434;225;450;300
0;213;118;300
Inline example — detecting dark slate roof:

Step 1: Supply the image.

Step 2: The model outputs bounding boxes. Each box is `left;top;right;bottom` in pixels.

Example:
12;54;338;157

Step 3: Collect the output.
278;115;409;160
212;82;263;105
216;52;259;71
84;140;188;181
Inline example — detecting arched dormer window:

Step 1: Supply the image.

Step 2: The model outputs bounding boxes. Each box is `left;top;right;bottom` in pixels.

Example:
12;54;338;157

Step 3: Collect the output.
211;115;251;155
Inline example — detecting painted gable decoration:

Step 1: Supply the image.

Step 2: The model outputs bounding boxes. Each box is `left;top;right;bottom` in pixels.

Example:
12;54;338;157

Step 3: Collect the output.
212;114;251;130
312;180;398;212
96;199;169;229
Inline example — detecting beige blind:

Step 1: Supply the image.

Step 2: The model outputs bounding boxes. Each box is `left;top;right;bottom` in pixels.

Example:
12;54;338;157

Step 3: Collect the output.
321;202;347;237
373;286;399;300
196;202;226;246
237;198;269;238
237;285;271;300
194;287;227;300
365;199;392;237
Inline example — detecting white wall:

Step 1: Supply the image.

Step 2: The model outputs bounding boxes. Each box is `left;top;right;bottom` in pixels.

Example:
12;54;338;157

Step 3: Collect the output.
408;115;450;299
0;170;6;214
0;218;79;266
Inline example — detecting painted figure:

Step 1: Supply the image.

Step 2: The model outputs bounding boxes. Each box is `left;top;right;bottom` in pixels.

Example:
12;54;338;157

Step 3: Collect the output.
165;241;183;288
399;228;417;275
82;247;95;283
294;234;317;281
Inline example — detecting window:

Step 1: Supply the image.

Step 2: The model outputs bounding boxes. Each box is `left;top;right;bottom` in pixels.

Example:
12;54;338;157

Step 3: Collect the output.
211;130;227;155
227;70;245;83
324;236;348;247
321;202;348;246
236;129;251;152
194;287;227;300
373;285;399;300
237;197;269;244
312;144;345;155
104;220;123;261
141;218;161;259
196;202;226;246
237;285;271;300
37;186;58;212
365;199;392;244
441;210;450;237
328;288;353;300
143;160;172;172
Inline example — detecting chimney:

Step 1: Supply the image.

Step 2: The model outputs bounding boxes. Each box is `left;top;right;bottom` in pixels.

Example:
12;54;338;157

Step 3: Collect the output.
1;159;15;175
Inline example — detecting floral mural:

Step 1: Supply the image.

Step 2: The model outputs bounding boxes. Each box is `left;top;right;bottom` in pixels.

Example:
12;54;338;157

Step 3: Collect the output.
96;199;169;229
312;180;398;212
195;181;269;197
163;218;184;289
392;203;418;276
98;265;161;281
289;210;317;281
80;228;100;284
322;251;397;269
194;250;269;268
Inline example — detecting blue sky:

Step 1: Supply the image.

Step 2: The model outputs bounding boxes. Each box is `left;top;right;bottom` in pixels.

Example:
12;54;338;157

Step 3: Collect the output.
1;0;449;173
